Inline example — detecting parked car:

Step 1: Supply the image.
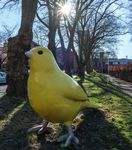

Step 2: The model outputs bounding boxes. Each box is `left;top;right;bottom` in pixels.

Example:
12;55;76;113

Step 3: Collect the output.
0;72;6;84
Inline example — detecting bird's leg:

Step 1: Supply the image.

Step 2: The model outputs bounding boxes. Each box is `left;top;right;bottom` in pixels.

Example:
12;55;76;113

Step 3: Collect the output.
27;121;49;134
57;125;79;147
38;121;49;134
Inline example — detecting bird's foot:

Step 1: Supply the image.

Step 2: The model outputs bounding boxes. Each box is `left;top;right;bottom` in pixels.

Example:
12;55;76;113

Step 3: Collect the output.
57;126;79;147
27;121;49;134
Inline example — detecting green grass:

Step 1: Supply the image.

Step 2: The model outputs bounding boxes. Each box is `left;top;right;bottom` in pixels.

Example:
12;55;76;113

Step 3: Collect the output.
82;73;132;142
0;73;132;150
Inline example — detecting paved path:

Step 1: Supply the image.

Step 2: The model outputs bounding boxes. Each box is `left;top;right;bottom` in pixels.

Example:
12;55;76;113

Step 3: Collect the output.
0;85;7;95
107;76;132;98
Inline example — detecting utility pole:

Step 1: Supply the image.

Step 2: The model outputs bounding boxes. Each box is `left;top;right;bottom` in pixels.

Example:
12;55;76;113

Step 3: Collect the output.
126;56;128;64
106;52;110;75
100;52;104;73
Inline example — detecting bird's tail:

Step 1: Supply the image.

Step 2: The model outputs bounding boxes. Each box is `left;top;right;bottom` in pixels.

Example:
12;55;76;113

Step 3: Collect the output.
81;100;100;109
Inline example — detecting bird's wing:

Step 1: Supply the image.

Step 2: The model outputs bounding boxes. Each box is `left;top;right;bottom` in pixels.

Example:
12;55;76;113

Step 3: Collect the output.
63;78;88;102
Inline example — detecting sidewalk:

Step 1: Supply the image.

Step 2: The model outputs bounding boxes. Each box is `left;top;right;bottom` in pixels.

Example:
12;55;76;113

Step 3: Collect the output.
107;76;132;98
0;85;7;96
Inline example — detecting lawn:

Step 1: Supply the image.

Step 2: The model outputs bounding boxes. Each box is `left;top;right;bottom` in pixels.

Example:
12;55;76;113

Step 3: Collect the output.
0;74;132;150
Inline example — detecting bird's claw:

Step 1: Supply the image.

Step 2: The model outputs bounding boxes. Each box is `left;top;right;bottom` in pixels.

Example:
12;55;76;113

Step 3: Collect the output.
57;133;79;147
27;124;43;133
27;121;49;134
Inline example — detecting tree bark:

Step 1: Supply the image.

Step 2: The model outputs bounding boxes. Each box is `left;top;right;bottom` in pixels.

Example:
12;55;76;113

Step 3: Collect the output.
6;0;38;98
48;29;57;58
65;40;74;76
72;46;85;77
86;56;93;73
46;0;60;60
6;36;29;97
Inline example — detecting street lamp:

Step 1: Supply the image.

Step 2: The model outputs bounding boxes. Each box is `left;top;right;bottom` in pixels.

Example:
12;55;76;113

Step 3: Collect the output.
106;52;110;75
126;56;128;64
100;52;104;73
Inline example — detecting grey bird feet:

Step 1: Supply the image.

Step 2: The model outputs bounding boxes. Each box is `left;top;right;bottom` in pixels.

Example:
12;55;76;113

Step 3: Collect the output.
57;125;79;147
27;121;49;134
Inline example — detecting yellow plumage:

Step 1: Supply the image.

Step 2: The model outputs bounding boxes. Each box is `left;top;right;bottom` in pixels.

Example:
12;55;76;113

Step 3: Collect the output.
27;47;99;126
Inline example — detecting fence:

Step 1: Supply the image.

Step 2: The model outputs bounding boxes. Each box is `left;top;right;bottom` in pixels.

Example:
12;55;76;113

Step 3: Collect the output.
109;64;132;82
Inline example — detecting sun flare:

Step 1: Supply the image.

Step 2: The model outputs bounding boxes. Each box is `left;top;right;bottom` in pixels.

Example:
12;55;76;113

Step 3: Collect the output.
60;3;71;15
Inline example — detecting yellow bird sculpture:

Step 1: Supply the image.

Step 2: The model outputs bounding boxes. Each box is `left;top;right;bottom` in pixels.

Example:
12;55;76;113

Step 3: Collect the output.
25;47;99;147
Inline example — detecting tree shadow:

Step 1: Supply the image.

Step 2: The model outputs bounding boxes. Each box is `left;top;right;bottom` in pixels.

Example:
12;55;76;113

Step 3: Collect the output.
0;102;42;150
74;109;132;150
77;77;88;95
39;109;132;150
0;102;131;150
85;76;132;104
88;90;107;99
0;95;24;120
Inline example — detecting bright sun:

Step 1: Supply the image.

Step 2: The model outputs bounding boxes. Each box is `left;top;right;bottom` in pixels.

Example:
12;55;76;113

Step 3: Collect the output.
60;3;71;15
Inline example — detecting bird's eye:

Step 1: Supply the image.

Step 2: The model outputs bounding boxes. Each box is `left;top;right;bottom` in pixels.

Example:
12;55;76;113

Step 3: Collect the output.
38;50;43;55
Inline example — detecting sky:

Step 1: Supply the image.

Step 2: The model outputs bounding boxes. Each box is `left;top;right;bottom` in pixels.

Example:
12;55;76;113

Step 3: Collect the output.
0;7;132;59
117;34;132;59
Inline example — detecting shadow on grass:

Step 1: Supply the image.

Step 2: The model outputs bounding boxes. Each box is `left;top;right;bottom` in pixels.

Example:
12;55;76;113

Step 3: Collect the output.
0;99;131;150
77;77;88;96
0;95;24;120
85;76;132;104
0;101;42;150
88;90;107;99
75;109;132;150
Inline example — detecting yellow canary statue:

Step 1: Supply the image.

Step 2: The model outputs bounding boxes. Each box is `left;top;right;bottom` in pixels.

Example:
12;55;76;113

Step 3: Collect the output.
25;47;99;147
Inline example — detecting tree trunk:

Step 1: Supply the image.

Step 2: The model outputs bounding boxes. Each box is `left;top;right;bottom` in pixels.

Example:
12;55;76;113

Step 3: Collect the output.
48;29;57;59
64;49;72;76
65;41;73;76
86;56;93;73
78;63;85;77
6;0;38;98
58;24;65;49
47;1;60;60
6;36;29;97
72;47;85;77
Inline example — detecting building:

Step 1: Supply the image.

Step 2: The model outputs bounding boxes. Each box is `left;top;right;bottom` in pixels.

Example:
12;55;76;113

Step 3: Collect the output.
105;58;132;65
56;47;78;73
94;57;132;73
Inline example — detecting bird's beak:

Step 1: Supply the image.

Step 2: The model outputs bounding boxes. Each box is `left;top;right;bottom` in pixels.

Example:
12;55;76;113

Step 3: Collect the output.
25;51;32;58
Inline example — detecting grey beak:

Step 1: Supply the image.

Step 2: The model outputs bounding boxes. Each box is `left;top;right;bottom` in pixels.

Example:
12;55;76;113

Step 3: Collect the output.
25;51;32;58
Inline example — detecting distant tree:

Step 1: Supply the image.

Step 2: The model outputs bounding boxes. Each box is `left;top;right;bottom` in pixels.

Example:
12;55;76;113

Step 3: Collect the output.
58;0;94;76
76;0;127;74
36;0;62;58
0;25;16;46
33;23;48;46
128;0;132;34
5;0;38;97
35;0;95;76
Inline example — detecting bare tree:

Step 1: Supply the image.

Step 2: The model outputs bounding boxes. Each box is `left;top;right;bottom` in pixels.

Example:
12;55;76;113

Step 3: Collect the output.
0;25;17;46
36;0;62;58
6;0;38;97
76;0;127;74
128;0;132;34
33;22;48;46
63;0;95;76
0;0;20;9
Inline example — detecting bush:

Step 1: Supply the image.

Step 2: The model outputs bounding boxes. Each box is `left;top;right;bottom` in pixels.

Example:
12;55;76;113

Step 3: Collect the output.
0;67;7;72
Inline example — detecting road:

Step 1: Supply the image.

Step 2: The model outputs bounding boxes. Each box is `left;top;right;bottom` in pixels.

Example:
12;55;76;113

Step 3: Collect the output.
106;75;132;98
0;85;7;95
